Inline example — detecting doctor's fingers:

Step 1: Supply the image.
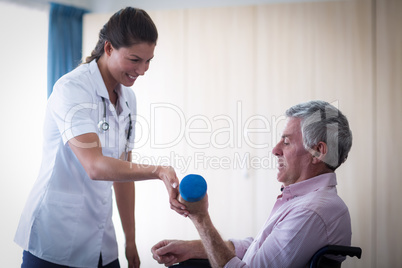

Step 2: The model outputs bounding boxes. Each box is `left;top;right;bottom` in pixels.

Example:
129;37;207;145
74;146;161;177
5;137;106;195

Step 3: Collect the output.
159;173;189;216
157;166;179;187
170;195;189;216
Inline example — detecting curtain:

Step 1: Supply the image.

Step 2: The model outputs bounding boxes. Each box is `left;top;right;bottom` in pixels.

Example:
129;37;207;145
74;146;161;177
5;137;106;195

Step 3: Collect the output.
47;3;88;98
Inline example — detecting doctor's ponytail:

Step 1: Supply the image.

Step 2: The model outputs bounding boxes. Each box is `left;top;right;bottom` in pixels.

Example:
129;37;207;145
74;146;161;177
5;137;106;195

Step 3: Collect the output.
84;7;158;63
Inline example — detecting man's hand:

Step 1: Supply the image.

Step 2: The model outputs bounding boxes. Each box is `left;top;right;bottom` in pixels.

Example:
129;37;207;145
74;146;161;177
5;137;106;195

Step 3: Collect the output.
151;240;205;267
151;240;192;267
186;193;209;222
184;193;236;268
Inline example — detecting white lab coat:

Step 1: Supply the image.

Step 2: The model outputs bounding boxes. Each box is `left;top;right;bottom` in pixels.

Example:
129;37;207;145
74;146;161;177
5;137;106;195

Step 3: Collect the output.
14;60;136;267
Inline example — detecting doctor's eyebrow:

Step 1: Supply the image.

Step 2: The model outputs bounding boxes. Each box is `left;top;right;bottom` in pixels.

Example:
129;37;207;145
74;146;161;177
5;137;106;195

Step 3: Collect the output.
129;54;154;61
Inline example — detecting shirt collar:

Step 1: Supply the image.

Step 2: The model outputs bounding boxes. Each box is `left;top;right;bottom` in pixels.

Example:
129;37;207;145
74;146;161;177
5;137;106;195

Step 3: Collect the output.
281;173;337;200
89;60;131;116
89;60;109;99
115;85;131;117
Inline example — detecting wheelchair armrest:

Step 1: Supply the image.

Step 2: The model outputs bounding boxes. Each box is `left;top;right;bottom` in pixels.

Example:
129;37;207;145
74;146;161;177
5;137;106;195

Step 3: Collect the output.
309;245;362;268
169;258;211;268
320;245;362;259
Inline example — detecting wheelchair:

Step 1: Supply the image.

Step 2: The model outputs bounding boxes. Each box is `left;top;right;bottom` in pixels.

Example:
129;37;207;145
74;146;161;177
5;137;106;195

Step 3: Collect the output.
169;245;362;268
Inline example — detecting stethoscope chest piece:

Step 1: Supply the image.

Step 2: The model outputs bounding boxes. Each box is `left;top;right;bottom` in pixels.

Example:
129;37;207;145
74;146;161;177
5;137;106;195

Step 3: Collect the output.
98;97;110;132
98;96;132;141
98;120;109;132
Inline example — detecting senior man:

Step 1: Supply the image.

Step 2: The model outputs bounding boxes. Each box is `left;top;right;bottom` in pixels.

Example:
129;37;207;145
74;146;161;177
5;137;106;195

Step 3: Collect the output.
152;100;353;268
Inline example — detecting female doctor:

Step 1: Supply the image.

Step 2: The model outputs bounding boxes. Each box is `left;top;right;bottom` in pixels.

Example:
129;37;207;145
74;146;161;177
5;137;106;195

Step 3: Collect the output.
14;7;186;268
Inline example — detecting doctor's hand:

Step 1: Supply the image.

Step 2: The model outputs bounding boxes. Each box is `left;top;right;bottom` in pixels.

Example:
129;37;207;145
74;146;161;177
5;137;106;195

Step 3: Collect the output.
126;241;140;268
156;166;189;216
151;240;198;267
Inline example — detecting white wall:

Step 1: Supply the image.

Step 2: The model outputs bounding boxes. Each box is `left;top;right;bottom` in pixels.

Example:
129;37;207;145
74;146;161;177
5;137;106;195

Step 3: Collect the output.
84;2;402;267
2;0;401;267
0;2;48;267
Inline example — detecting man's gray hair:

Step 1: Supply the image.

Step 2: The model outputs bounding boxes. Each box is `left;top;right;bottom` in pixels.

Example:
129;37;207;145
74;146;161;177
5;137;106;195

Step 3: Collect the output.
285;100;352;170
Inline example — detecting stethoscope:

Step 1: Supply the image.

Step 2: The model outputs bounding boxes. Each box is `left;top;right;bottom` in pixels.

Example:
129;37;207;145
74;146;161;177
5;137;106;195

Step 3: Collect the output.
98;97;132;160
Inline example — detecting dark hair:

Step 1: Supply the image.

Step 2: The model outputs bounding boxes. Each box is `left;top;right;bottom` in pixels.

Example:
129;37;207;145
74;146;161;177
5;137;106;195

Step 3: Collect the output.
85;7;158;63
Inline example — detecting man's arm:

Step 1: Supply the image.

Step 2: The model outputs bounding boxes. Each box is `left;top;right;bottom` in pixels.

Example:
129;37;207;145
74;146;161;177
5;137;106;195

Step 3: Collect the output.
152;239;207;267
151;239;235;267
187;194;236;268
152;194;236;267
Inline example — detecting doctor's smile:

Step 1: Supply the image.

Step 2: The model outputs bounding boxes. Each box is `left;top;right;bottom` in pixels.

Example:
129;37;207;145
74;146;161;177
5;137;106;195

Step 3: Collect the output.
15;7;184;268
127;74;138;80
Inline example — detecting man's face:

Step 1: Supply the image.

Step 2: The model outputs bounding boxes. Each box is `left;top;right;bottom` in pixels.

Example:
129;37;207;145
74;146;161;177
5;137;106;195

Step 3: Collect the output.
272;117;312;186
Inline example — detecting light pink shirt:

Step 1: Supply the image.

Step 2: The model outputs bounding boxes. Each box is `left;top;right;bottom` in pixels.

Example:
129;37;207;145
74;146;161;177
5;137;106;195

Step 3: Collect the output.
226;173;351;268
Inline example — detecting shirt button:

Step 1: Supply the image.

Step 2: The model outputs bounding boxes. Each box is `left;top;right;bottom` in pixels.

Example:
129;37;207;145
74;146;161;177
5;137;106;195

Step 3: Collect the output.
102;198;107;205
98;224;104;229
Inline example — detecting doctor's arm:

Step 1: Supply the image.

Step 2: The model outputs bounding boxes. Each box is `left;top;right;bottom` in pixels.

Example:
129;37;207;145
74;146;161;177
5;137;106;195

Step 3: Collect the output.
68;132;186;214
114;152;140;268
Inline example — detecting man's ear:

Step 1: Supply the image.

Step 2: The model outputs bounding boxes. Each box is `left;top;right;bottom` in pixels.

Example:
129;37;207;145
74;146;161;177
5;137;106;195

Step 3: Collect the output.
310;142;328;164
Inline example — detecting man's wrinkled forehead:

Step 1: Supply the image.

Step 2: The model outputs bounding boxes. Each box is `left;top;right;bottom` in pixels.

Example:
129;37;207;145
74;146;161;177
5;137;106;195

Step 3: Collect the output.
281;117;302;137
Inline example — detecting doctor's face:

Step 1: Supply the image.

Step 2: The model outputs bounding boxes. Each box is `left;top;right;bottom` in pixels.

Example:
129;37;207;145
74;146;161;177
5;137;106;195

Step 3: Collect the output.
272;117;312;186
108;42;155;87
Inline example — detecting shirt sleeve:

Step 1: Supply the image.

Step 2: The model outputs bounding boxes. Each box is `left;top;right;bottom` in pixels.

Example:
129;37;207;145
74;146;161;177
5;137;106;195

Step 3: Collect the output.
230;237;254;259
255;209;328;267
222;237;253;268
224;257;248;268
226;209;330;268
49;77;98;145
